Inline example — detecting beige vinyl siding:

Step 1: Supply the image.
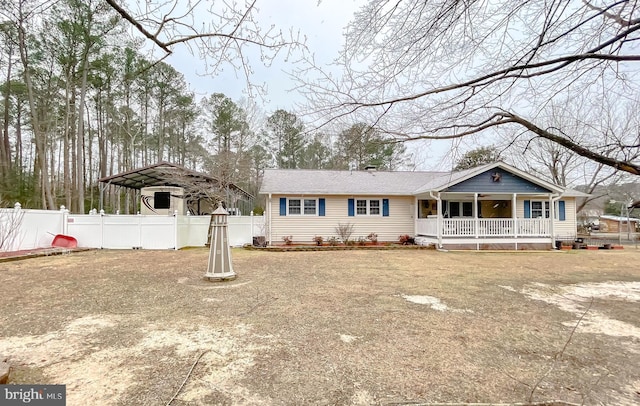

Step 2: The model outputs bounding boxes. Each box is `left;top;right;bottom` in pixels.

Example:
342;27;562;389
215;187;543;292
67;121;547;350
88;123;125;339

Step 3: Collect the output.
516;197;525;218
269;195;415;244
516;196;577;239
554;197;577;239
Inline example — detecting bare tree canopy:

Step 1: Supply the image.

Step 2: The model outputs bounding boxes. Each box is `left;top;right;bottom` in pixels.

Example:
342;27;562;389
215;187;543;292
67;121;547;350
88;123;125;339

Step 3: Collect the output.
104;0;306;91
301;0;640;175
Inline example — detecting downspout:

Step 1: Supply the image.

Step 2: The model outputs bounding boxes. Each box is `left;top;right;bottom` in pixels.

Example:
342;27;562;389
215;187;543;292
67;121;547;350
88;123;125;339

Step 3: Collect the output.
474;193;479;251
550;193;562;248
429;191;443;248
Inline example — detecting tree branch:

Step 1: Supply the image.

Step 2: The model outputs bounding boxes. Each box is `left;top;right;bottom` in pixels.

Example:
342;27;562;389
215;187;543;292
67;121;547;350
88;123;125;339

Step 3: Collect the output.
505;112;640;175
104;0;172;53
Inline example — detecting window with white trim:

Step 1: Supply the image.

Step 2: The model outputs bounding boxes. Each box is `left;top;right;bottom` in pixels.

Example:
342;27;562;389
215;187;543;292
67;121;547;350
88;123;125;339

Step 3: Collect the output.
369;199;380;215
530;201;550;218
288;198;317;215
304;199;317;215
288;199;301;215
356;199;381;215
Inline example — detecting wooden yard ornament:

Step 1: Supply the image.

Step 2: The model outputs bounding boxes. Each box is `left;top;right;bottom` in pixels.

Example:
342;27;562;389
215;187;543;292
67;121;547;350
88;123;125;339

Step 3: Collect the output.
204;203;236;281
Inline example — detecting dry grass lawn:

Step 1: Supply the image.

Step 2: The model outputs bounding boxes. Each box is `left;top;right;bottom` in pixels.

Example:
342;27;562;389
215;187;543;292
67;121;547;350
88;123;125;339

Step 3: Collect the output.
1;248;639;405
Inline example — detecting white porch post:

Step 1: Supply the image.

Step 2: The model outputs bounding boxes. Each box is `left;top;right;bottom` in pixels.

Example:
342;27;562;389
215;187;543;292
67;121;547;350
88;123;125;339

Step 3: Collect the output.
414;196;418;237
474;193;479;239
549;195;554;240
512;193;517;249
436;193;443;247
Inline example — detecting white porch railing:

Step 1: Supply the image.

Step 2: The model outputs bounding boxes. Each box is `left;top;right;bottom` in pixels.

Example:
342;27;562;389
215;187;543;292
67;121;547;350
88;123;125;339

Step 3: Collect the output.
416;217;438;235
516;218;551;236
416;218;551;237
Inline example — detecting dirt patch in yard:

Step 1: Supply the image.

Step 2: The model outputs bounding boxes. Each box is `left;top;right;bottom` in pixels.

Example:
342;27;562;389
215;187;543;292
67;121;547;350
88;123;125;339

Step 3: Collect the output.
1;249;639;405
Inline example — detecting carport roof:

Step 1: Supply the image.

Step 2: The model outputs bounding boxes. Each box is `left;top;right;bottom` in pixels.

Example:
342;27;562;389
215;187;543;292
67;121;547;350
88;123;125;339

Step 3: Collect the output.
97;161;253;199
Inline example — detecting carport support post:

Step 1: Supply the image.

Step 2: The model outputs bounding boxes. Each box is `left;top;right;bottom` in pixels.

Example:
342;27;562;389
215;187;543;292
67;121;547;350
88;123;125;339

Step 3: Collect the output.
204;203;236;281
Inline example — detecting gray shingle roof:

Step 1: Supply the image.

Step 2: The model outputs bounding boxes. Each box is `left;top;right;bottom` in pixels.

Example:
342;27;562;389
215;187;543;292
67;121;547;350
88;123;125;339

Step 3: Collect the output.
260;169;449;195
259;162;581;197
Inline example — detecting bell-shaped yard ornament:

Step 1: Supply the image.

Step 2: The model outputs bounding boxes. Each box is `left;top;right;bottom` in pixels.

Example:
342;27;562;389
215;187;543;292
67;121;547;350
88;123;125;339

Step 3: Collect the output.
204;202;236;281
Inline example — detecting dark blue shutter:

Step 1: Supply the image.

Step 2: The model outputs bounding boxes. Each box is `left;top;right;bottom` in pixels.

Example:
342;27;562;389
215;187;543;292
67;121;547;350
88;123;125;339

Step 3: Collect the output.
524;200;531;219
382;199;389;217
348;199;355;216
279;198;286;216
319;198;326;216
558;200;566;221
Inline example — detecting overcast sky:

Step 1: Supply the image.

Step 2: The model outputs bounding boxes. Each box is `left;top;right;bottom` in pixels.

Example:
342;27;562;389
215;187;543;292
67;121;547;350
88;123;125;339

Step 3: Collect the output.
151;0;469;170
164;0;363;114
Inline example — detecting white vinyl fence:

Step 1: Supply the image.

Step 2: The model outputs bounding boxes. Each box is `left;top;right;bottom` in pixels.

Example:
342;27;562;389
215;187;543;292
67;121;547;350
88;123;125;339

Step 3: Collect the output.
0;203;264;251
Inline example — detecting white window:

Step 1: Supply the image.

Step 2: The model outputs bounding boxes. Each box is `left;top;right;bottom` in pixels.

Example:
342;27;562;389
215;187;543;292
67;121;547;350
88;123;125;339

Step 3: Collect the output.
356;199;381;215
288;199;301;215
356;199;367;215
369;199;381;215
530;201;550;218
288;198;317;215
304;199;317;215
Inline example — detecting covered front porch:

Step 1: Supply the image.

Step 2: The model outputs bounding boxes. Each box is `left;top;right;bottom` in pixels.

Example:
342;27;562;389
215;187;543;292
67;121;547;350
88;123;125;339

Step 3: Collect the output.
414;192;557;249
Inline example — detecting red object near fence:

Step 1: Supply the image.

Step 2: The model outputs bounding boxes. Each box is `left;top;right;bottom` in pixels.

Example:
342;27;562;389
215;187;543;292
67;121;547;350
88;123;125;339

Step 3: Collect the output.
51;234;78;248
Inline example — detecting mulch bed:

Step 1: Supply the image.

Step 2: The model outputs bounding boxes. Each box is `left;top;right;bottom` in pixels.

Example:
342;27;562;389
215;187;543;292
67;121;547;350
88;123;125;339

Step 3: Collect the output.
245;243;436;252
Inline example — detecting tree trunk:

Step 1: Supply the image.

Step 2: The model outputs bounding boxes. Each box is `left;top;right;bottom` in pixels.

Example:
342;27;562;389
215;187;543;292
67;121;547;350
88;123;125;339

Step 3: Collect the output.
1;45;13;180
17;4;55;209
76;49;90;214
63;72;73;210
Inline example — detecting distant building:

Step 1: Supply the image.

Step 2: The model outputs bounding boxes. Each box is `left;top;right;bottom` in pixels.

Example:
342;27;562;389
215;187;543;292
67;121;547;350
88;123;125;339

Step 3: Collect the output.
598;215;640;233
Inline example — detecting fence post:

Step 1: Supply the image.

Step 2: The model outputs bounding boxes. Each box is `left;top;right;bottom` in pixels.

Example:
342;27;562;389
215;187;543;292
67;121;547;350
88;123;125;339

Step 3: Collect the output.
137;211;142;248
250;210;254;242
174;210;178;250
60;205;69;235
100;209;105;249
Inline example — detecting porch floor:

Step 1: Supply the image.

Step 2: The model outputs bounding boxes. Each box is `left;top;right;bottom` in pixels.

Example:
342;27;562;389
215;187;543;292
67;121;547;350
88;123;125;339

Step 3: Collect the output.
415;236;554;250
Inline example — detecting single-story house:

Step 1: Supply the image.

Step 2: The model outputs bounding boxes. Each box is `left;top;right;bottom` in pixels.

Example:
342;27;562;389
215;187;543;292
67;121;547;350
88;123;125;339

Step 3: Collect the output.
259;162;588;250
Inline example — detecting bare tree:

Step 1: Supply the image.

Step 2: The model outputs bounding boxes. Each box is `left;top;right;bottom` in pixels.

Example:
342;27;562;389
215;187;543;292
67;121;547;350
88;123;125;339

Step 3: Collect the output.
0;203;24;252
301;0;640;175
104;0;306;95
503;91;638;211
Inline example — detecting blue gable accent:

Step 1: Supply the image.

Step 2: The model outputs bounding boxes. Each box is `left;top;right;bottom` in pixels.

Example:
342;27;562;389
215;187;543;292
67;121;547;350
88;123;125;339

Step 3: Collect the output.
444;168;553;193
